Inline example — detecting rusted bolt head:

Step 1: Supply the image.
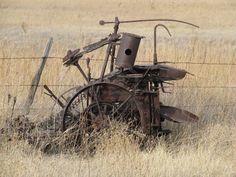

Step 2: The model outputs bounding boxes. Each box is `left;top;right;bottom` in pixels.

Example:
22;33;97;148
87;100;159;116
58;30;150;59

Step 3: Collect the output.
99;20;105;25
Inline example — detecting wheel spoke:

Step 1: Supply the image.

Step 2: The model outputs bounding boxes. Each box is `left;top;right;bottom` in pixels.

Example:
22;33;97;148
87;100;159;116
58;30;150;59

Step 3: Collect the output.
87;111;97;119
80;94;85;113
112;94;133;116
104;105;108;114
91;85;103;119
62;82;141;148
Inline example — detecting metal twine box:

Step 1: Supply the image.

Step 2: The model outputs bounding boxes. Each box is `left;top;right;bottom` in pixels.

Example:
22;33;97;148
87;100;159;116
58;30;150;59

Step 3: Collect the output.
116;33;142;68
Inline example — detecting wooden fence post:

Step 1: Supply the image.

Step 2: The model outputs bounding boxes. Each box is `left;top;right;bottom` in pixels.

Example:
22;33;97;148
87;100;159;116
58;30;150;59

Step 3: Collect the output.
23;37;53;115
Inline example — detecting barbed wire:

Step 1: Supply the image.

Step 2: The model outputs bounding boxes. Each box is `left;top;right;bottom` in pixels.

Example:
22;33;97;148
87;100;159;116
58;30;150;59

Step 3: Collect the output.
0;84;236;89
0;56;235;89
180;104;235;108
0;84;235;89
0;104;235;110
0;56;235;65
0;57;62;60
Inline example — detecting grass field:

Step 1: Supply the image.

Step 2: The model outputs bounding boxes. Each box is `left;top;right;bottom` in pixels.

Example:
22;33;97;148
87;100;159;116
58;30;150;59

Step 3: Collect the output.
0;0;236;176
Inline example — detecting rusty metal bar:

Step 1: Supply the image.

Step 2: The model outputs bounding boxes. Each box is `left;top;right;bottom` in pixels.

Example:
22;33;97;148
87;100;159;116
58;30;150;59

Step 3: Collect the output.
100;44;112;80
110;17;120;72
99;18;199;28
43;85;64;108
74;62;89;83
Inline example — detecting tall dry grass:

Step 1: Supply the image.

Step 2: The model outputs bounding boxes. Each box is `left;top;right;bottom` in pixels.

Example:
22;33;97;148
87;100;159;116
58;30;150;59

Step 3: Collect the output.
0;37;235;176
0;37;235;121
0;0;236;176
0;118;235;177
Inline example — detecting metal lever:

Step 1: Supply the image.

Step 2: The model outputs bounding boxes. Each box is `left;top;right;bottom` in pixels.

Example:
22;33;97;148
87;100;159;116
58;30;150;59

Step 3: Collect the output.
153;24;172;65
99;18;199;28
43;85;64;108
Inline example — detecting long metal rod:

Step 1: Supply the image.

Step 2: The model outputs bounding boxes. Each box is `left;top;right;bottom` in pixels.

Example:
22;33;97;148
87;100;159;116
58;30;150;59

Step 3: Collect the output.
43;85;64;108
75;62;89;83
100;18;199;28
91;85;104;120
110;45;116;72
110;17;119;72
100;44;112;80
112;94;133;116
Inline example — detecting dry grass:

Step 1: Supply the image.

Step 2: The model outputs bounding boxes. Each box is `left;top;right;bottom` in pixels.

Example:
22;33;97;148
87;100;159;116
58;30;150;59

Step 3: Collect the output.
1;38;235;121
0;119;235;177
0;0;236;176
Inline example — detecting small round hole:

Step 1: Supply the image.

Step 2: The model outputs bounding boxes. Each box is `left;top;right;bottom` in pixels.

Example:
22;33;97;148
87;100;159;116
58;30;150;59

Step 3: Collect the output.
125;49;132;55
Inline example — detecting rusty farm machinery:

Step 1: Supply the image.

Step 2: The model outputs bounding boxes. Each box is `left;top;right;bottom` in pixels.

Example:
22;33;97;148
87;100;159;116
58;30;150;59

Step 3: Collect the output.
44;17;199;140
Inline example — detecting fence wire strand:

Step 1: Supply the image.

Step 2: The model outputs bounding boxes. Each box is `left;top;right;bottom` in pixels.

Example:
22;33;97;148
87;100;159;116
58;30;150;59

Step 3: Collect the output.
0;103;235;111
0;85;235;89
0;56;235;65
0;56;235;89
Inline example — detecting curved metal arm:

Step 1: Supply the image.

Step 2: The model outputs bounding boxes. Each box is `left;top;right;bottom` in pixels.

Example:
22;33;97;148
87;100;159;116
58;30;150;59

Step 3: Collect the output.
99;18;199;28
153;24;172;65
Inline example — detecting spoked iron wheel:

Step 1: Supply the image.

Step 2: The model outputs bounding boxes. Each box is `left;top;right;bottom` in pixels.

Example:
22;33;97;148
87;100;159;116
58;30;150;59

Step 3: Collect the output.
83;102;115;132
62;82;140;138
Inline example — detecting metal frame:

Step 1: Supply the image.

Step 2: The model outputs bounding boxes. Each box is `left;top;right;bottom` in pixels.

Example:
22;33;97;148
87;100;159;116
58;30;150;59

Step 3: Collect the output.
46;17;199;137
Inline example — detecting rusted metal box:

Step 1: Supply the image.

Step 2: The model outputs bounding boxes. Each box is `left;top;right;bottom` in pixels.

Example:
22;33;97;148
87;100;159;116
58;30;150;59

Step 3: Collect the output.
116;33;142;68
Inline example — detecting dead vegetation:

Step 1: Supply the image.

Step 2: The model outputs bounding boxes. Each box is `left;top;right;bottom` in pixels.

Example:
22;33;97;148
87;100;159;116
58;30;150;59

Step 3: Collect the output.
0;114;143;155
0;0;236;176
0;114;235;177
